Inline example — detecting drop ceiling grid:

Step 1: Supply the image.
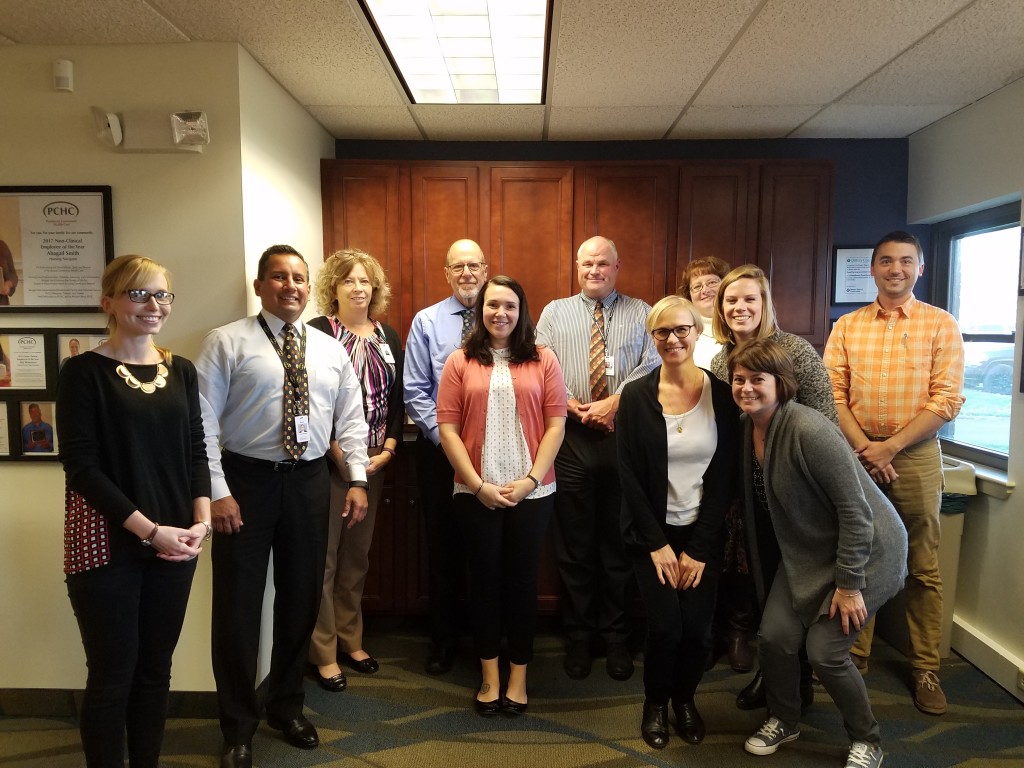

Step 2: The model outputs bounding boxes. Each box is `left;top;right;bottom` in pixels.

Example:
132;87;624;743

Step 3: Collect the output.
0;0;187;44
547;106;683;140
309;105;422;140
410;104;546;140
668;104;821;139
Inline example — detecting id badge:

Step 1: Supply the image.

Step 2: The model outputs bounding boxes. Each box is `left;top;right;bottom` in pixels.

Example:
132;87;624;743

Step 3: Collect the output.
294;414;310;443
380;343;396;364
604;354;615;378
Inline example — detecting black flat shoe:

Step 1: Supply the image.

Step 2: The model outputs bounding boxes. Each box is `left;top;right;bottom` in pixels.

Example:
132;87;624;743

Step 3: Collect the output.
640;700;669;749
501;696;528;716
736;670;765;710
312;665;347;692
474;696;501;717
340;651;379;674
266;714;319;749
673;700;706;744
220;744;252;768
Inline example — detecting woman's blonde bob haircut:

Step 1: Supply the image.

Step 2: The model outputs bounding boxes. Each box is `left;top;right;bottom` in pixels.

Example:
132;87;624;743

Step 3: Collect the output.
101;254;173;363
711;264;779;345
645;295;704;339
314;248;391;319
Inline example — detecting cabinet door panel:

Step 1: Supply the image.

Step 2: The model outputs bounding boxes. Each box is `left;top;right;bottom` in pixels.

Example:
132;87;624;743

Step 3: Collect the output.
576;166;674;305
489;166;573;315
320;161;401;329
757;162;833;348
677;162;758;289
410;166;481;317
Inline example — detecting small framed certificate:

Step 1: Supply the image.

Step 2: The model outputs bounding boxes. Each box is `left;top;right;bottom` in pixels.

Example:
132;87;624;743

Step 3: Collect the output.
832;247;875;305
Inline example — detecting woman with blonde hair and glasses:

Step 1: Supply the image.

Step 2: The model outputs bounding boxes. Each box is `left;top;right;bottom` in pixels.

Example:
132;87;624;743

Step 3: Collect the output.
58;254;211;768
617;295;739;749
308;248;404;690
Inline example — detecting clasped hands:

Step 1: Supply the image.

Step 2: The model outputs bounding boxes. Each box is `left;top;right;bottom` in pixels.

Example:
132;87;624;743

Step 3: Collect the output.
568;398;616;433
650;544;705;590
475;478;534;510
854;440;899;484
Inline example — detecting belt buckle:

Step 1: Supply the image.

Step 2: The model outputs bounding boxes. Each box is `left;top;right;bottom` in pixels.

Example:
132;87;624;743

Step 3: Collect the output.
273;459;299;472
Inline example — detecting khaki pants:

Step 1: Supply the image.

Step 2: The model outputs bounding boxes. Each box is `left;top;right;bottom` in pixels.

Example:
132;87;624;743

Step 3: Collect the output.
852;437;943;671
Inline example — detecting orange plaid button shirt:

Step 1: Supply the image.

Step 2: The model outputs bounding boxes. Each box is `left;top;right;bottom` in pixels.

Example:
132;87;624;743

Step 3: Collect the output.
824;295;965;438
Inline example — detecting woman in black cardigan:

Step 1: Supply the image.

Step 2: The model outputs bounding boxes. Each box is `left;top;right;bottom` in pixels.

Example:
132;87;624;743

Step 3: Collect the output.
618;295;740;750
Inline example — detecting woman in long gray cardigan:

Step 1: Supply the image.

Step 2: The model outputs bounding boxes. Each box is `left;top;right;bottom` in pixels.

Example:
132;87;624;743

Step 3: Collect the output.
729;339;907;768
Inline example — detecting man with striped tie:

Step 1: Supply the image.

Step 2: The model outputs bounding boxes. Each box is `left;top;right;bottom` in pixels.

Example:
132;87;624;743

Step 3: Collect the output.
537;235;659;681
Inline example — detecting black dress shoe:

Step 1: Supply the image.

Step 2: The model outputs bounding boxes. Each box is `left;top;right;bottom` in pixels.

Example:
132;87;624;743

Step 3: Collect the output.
340;651;379;674
640;700;669;749
606;642;634;681
736;670;766;710
474;695;501;716
312;664;348;692
426;644;456;675
564;639;592;680
727;630;754;672
220;744;252;768
673;700;706;744
500;696;528;716
267;715;319;749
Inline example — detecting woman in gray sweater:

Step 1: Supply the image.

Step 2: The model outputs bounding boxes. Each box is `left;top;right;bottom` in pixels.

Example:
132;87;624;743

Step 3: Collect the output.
729;339;907;768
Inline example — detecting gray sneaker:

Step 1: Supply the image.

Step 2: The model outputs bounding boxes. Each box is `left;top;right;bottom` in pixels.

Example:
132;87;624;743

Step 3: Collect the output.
845;741;883;768
744;716;800;755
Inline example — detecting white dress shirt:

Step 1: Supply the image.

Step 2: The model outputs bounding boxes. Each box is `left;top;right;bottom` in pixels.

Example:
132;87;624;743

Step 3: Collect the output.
196;309;369;500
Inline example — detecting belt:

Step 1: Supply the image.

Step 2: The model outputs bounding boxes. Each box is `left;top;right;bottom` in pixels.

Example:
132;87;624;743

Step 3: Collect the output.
223;449;317;473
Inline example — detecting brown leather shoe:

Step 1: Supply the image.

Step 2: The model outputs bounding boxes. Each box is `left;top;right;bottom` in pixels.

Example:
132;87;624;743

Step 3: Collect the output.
726;630;754;672
912;669;947;715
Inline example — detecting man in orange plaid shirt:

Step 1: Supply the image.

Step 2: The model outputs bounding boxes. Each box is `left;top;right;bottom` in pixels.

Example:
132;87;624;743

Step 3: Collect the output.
824;231;964;716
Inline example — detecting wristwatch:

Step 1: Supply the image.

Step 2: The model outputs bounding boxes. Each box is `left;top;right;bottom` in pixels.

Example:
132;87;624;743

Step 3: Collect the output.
349;480;369;490
141;522;160;547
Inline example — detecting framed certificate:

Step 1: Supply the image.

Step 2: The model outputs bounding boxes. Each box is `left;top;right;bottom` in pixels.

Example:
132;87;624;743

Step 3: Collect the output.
832;247;875;305
0;186;114;312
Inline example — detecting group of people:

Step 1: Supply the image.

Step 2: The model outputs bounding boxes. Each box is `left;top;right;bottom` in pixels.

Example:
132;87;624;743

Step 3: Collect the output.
56;229;964;768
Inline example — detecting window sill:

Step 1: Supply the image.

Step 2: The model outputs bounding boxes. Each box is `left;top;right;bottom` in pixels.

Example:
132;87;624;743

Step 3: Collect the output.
974;465;1015;500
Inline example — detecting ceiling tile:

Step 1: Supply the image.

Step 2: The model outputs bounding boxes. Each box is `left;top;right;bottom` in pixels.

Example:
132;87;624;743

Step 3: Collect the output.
307;105;423;140
411;104;544;139
547;107;680;140
791;104;963;138
667;105;820;139
0;0;188;43
551;0;761;107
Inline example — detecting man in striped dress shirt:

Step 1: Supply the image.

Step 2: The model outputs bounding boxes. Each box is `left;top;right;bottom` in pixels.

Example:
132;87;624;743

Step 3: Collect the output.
824;230;964;716
536;235;659;681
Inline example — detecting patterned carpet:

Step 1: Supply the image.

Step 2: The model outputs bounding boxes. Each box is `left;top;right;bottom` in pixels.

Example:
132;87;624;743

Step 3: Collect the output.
2;625;1022;767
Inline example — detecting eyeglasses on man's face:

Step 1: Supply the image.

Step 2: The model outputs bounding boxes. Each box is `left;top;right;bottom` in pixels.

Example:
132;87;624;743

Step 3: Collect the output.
446;261;485;275
126;289;175;305
651;325;694;341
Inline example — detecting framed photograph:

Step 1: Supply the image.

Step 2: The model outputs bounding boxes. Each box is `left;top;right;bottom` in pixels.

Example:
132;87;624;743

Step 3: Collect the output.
0;185;114;312
0;330;49;391
1018;229;1024;296
0;401;10;457
57;331;107;372
833;247;875;304
18;400;57;458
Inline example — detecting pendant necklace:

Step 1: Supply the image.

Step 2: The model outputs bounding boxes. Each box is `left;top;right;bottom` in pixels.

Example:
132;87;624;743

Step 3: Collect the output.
116;362;168;394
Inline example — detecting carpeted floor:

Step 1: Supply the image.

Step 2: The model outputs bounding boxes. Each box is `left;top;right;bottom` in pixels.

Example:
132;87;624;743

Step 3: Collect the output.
2;625;1022;767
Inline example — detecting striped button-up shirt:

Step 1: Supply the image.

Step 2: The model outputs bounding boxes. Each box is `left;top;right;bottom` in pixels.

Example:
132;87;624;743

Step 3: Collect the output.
536;290;659;402
824;295;965;438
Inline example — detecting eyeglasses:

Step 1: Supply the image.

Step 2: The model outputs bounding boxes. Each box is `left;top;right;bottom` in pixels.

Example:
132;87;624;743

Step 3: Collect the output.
690;278;722;294
652;325;694;341
126;289;175;305
446;262;484;275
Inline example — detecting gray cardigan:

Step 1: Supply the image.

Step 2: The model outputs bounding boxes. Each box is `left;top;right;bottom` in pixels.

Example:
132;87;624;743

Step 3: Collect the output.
741;400;907;625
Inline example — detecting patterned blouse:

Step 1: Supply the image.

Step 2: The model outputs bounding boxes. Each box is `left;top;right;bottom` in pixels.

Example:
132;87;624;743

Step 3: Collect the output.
326;317;396;447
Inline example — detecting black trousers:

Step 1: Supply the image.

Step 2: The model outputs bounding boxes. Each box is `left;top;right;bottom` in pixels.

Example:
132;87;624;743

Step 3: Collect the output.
66;556;196;768
632;523;720;706
455;492;553;664
415;433;465;648
551;418;632;644
211;453;329;745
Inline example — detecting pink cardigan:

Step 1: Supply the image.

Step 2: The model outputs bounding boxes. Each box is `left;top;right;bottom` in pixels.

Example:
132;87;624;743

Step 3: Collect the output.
437;346;567;487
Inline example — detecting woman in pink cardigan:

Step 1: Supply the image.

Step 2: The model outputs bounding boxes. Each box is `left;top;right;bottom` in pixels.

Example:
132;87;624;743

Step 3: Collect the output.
438;275;567;718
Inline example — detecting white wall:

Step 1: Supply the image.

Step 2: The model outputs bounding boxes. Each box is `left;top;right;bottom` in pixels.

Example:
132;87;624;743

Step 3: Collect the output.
0;42;332;691
909;78;1024;701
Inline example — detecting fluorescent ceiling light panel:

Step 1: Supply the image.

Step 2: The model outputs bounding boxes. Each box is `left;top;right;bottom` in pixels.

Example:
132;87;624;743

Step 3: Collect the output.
363;0;549;104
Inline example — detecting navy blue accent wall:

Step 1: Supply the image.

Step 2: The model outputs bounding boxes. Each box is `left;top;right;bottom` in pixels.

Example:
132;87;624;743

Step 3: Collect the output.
334;137;926;309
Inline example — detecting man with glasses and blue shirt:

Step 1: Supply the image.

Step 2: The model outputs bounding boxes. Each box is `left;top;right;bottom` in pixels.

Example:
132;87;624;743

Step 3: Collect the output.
537;235;659;681
405;238;488;674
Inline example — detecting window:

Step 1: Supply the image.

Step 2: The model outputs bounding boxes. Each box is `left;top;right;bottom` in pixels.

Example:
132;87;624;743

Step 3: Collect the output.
932;202;1020;467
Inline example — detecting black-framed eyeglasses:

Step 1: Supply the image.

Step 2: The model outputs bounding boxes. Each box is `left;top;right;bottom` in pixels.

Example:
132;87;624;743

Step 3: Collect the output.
652;325;694;341
446;262;484;275
126;289;175;305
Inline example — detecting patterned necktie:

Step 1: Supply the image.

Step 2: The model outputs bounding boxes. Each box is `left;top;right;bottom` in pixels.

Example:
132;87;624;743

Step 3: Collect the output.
282;323;309;459
460;308;474;343
589;300;609;401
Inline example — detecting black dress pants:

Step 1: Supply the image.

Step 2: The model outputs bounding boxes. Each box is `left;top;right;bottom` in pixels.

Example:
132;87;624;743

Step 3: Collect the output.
211;453;329;745
415;432;465;649
551;418;633;645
